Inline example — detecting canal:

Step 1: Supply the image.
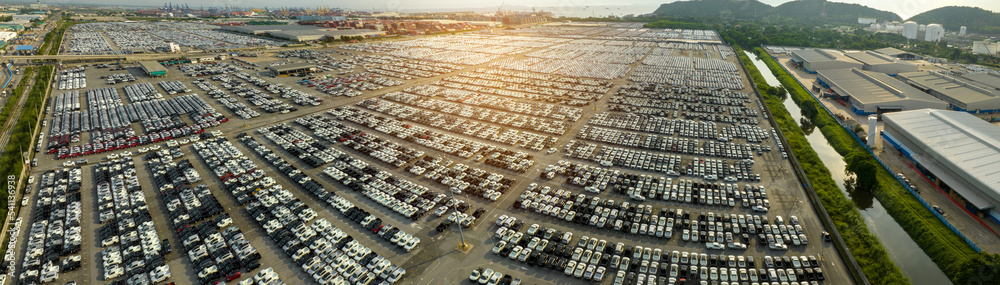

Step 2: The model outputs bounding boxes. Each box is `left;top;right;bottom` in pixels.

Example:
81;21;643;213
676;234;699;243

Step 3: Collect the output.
744;50;951;284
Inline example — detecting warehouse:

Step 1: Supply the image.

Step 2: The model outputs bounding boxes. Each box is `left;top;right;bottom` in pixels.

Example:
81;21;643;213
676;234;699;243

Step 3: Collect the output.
881;109;1000;223
897;71;1000;113
962;72;1000;90
139;61;167;77
789;49;862;73
268;63;316;76
817;68;947;115
845;50;918;75
874;47;924;60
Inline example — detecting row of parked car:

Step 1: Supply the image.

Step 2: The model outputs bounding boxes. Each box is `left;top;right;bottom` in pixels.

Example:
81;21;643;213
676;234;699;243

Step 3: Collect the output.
389;87;574;134
493;218;824;285
240;133;420;251
233;72;323;106
576;125;758;160
468;267;521;285
410;83;585;122
18;168;85;284
356;98;556;152
209;74;294;112
192;137;406;284
564;140;682;174
257;123;343;167
94;158;171;283
514;180;789;249
158;80;192;95
295;114;421;168
179;62;243;77
546;160;771;211
330;106;535;173
122;83;164;103
57;68;87;90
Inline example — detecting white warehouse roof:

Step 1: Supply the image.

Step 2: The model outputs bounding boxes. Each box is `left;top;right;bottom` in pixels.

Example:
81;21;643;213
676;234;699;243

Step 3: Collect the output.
818;68;946;113
882;109;1000;209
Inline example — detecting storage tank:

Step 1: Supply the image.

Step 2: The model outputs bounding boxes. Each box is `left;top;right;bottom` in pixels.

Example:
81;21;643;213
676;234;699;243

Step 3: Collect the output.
903;21;918;39
960;26;967;36
919;24;926;31
925;24;944;42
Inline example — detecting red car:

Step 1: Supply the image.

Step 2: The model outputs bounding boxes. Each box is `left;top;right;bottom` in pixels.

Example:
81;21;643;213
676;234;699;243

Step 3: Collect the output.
226;271;241;282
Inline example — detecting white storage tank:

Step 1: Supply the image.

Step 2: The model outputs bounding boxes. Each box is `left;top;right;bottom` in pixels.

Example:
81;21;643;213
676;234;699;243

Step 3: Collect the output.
903;21;918;39
925;24;945;42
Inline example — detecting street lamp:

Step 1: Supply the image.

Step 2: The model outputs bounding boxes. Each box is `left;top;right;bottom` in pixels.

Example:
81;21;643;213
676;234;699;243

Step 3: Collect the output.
447;188;470;251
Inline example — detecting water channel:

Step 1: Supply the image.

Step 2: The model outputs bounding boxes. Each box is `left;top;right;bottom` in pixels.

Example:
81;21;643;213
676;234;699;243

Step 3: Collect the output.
743;51;951;284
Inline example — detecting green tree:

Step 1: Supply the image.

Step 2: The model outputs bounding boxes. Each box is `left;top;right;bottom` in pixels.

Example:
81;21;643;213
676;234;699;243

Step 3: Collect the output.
844;151;879;191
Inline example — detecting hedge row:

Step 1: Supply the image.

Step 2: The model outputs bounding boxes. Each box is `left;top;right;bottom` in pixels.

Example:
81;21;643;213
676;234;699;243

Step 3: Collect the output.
734;47;910;284
750;47;1000;284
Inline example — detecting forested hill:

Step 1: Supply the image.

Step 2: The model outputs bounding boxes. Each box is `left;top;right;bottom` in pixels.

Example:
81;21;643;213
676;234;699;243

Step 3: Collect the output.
772;0;901;22
652;0;772;19
907;6;1000;34
652;0;900;23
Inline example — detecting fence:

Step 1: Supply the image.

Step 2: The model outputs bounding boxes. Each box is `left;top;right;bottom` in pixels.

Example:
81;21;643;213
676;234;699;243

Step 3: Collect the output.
766;50;984;253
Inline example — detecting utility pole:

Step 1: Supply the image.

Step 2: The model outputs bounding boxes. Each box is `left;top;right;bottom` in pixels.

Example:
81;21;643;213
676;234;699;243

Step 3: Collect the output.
447;189;470;251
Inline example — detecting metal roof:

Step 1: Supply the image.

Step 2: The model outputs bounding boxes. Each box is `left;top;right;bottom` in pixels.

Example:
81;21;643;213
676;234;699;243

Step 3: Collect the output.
883;109;1000;208
14;45;34;51
819;68;942;105
875;47;912;57
268;63;316;73
897;71;1000;106
962;72;1000;90
790;49;857;64
139;61;166;73
845;50;899;65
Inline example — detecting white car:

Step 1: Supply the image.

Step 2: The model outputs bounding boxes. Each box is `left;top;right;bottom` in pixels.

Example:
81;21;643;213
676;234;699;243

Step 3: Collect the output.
706;242;725;250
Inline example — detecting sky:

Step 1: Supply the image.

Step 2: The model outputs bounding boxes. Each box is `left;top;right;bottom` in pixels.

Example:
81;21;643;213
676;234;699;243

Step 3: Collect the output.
34;0;1000;20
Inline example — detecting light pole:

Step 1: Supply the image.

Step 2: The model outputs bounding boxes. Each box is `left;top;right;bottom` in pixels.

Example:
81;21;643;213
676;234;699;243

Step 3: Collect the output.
447;188;469;251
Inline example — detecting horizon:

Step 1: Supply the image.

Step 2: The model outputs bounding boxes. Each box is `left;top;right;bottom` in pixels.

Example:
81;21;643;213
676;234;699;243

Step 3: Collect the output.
1;0;998;21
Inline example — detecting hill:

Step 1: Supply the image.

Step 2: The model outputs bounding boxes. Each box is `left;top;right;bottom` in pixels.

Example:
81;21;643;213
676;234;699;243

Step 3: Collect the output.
652;0;773;19
772;0;901;22
907;6;1000;34
652;0;901;23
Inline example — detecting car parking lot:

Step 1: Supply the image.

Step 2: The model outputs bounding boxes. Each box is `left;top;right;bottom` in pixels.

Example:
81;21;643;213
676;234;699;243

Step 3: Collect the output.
14;25;851;285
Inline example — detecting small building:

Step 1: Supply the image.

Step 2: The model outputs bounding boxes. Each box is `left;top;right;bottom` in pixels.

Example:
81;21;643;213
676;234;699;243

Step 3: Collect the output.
13;45;35;55
789;49;862;73
268;63;316;76
897;71;1000;113
139;61;167;77
817;68;947;115
845;50;918;75
874;47;923;61
881;109;1000;223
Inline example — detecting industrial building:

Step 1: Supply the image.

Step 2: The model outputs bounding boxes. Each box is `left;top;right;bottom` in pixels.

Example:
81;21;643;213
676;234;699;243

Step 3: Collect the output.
962;72;1000;90
221;25;385;42
972;41;1000;55
881;109;1000;223
789;49;862;73
845;50;919;75
897;71;1000;113
816;68;947;115
139;61;167;77
268;63;316;76
874;47;923;60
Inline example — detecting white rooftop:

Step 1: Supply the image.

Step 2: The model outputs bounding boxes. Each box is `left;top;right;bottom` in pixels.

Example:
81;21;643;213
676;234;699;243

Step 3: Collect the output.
883;109;1000;208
